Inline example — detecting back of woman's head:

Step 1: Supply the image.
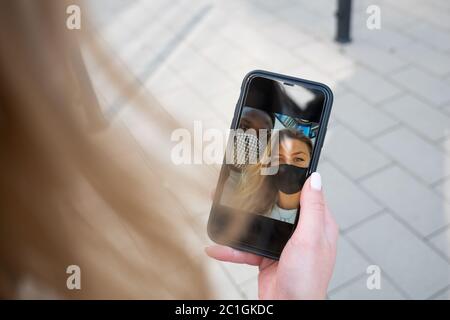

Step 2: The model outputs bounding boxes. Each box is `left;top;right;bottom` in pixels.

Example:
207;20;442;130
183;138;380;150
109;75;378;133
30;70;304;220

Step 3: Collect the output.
0;0;212;299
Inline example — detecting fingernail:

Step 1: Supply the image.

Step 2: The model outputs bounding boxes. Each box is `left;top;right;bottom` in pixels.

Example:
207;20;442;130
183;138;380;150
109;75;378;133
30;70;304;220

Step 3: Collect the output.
310;172;322;191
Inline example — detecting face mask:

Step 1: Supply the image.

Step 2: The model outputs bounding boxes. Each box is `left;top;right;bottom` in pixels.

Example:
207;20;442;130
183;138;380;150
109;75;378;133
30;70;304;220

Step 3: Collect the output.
232;132;261;170
274;164;308;194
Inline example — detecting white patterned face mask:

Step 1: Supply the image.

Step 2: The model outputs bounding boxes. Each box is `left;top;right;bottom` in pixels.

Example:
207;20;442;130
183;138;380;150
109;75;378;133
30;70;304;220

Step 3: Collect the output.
231;131;261;170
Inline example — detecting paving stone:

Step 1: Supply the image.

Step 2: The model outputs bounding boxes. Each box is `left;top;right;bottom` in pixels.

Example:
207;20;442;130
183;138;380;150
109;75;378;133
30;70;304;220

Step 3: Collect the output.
205;259;244;299
346;213;450;299
341;67;402;104
381;95;450;141
318;161;384;230
354;27;414;52
428;227;450;261
405;22;450;51
373;127;450;184
329;236;370;292
343;42;408;74
433;288;450;300
240;278;258;300
361;166;450;236
276;3;333;39
395;42;450;77
390;67;450;106
294;43;355;74
322;125;391;180
333;92;398;138
258;20;315;49
222;263;258;286
329;275;405;300
373;3;418;29
434;177;450;202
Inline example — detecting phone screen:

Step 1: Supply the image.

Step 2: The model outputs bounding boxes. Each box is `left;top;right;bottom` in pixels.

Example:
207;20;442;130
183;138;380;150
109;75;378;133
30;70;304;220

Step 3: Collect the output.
209;73;329;258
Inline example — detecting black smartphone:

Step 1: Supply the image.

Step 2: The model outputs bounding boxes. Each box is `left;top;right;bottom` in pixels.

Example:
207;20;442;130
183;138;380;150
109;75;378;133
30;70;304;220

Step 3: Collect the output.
207;70;333;260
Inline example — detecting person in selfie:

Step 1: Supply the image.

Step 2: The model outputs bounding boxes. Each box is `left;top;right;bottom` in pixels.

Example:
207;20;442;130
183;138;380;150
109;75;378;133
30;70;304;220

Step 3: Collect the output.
220;106;273;208
235;128;312;224
0;0;338;300
270;128;312;223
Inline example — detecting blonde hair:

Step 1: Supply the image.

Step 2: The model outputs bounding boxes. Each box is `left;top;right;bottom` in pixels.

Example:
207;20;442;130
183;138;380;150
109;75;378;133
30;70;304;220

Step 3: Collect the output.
0;0;214;299
236;128;312;215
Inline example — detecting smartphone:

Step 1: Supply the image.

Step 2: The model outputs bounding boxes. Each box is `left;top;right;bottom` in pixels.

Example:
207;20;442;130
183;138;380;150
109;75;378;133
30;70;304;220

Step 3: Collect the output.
207;70;333;260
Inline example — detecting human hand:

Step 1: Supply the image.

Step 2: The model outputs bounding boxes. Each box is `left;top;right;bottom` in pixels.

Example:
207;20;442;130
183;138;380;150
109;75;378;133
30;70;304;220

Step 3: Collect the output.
205;172;338;299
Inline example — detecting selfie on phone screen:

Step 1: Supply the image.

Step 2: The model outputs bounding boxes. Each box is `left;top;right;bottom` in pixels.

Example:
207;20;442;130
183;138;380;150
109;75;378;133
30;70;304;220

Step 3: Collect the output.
208;72;332;258
221;78;324;224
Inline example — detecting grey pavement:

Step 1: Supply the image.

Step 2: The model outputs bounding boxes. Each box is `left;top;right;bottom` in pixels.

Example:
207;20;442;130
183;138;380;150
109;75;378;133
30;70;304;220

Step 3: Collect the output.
89;0;450;299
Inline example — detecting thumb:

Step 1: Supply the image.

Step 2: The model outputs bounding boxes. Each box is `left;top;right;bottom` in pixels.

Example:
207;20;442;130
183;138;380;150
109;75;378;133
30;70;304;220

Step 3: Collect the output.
291;172;326;244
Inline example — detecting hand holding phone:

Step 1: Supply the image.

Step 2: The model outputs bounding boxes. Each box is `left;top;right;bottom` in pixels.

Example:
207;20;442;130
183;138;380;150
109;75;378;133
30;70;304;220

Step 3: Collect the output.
206;172;338;300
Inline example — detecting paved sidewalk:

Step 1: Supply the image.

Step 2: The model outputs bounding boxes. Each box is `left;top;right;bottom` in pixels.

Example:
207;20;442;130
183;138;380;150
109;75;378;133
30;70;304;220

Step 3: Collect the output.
90;0;450;299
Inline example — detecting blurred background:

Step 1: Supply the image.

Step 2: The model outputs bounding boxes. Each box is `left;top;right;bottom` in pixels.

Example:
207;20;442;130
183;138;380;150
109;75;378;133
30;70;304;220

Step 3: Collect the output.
87;0;450;299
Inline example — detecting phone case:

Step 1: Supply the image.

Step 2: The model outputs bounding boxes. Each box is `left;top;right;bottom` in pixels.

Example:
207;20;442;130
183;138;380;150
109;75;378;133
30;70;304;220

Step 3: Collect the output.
208;70;334;260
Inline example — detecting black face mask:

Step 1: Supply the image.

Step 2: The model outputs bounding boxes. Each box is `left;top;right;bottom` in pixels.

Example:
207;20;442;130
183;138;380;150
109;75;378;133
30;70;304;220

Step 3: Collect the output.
274;164;308;194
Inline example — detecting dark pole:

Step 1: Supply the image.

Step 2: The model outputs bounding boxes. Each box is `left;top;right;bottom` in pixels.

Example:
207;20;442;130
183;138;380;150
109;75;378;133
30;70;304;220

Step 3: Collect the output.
335;0;352;43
